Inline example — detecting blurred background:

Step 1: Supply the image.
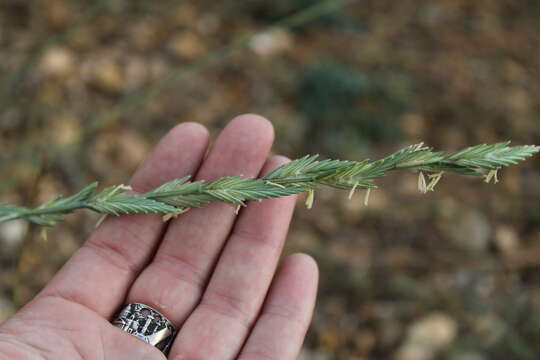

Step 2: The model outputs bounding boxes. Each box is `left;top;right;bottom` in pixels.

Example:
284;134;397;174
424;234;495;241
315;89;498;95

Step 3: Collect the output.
1;0;540;359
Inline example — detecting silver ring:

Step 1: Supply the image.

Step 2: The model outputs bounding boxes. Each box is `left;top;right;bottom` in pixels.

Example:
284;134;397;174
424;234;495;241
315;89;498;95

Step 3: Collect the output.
112;303;176;355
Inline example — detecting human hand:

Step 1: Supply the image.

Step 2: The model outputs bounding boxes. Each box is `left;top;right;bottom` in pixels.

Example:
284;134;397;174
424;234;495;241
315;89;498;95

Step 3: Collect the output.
0;115;319;360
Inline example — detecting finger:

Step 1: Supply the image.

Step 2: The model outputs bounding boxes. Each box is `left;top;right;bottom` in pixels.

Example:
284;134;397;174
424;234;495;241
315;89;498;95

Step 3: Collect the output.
238;254;319;360
1;294;167;360
37;122;209;317
126;114;274;325
169;155;298;359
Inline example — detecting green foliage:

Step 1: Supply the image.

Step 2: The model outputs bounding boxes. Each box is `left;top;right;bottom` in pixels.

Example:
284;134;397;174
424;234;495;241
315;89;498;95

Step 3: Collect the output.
0;142;537;227
87;190;180;216
296;62;412;157
262;155;353;184
444;142;540;169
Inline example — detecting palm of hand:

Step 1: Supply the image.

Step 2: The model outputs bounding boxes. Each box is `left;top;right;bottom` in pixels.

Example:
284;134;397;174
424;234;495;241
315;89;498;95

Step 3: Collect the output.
0;116;318;360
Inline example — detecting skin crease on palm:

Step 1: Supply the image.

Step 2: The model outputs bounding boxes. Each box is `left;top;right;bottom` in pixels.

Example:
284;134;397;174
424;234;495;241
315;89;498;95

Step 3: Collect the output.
0;115;319;360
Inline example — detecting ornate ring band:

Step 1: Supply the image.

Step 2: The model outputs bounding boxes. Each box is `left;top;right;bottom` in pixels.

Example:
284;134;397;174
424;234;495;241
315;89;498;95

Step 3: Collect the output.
112;303;176;355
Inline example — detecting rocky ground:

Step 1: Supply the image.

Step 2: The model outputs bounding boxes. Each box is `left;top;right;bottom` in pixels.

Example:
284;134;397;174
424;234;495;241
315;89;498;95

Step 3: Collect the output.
1;0;540;359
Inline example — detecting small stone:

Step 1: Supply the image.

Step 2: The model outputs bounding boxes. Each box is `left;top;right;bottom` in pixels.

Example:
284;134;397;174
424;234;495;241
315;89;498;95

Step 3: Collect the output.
494;225;520;255
95;60;124;92
407;313;457;348
0;220;28;253
82;56;125;93
169;33;206;60
53;115;80;145
449;208;491;252
395;313;457;360
40;47;76;77
249;29;293;57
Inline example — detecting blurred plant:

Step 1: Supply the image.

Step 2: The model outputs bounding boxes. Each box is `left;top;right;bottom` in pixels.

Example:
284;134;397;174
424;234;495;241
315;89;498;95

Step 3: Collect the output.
0;0;354;195
0;142;537;227
233;0;358;30
0;0;112;109
297;62;412;157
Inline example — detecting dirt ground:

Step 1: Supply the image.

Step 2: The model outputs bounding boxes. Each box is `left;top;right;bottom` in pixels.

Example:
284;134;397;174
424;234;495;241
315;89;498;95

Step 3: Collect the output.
1;1;540;359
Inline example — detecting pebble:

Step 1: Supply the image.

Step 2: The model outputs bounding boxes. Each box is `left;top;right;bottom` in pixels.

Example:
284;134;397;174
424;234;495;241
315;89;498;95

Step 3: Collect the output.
81;55;125;93
249;29;293;57
94;59;124;93
494;225;520;255
407;313;457;348
53;115;80;145
39;47;76;77
0;220;28;254
449;208;491;252
169;32;206;60
396;313;457;360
